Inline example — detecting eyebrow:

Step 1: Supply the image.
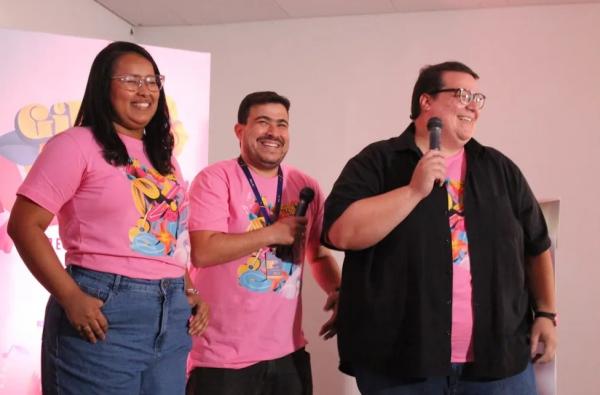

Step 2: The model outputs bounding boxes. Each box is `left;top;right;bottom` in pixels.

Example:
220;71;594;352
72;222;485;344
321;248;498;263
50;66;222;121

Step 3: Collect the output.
254;115;288;125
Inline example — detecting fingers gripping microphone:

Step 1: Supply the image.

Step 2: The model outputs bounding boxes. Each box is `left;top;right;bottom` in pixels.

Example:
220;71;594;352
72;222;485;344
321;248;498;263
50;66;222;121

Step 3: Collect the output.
427;117;442;150
276;187;315;263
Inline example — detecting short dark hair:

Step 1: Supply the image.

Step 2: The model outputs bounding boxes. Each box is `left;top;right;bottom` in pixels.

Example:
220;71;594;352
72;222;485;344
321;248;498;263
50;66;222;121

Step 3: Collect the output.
75;41;174;175
410;61;479;120
237;91;290;124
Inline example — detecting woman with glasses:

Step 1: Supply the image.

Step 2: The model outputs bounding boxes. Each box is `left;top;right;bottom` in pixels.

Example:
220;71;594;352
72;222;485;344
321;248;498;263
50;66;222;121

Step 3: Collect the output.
8;41;207;394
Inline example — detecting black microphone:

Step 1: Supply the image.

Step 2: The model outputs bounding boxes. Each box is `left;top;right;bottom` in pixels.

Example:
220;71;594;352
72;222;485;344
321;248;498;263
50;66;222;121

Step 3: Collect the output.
295;187;315;217
276;187;315;262
427;117;442;150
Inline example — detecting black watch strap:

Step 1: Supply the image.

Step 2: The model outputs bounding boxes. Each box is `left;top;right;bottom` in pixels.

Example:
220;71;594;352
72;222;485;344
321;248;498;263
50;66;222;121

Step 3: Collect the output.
534;310;557;327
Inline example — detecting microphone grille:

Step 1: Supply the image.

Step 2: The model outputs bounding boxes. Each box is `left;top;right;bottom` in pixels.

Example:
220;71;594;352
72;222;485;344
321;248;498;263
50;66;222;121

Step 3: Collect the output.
427;117;442;130
299;187;315;203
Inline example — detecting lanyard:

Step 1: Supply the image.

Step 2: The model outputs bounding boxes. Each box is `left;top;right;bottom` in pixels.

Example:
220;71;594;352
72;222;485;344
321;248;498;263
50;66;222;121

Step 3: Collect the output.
237;157;283;226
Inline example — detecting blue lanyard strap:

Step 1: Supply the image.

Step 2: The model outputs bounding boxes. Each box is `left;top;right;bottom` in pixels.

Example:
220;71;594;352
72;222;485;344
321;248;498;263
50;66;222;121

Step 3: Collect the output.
237;157;283;226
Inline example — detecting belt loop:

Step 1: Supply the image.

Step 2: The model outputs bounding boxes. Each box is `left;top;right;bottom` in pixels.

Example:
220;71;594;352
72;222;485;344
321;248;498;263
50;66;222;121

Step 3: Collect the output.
112;273;122;291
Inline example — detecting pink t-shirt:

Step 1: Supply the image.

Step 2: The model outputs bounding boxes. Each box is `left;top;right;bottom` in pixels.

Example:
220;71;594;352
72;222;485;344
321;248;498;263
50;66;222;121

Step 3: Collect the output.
187;159;324;370
17;127;188;279
446;149;474;362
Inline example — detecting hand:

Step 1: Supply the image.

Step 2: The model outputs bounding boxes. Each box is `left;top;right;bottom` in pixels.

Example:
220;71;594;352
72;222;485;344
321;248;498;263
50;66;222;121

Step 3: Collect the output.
318;289;339;340
530;317;557;363
61;289;108;343
187;292;209;336
269;216;307;246
409;150;446;199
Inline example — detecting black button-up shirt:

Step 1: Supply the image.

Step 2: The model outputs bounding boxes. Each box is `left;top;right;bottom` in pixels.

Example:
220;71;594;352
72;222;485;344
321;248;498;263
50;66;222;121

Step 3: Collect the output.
322;123;551;379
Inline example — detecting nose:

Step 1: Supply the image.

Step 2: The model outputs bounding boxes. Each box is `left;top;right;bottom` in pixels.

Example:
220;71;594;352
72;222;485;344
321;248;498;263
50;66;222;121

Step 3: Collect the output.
136;81;151;96
266;123;279;136
465;100;479;115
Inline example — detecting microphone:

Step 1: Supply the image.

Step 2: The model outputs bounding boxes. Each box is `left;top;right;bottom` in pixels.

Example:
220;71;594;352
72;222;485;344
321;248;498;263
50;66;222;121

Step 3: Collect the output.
295;187;315;217
427;117;442;150
276;187;315;262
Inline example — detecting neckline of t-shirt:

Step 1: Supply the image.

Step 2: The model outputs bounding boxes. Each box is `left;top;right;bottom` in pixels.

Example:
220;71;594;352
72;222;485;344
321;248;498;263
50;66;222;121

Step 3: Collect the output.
445;148;465;164
118;132;144;150
239;160;284;182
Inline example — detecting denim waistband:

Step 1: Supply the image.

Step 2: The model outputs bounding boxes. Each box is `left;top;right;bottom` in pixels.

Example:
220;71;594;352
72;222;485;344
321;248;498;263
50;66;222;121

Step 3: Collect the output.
66;264;184;294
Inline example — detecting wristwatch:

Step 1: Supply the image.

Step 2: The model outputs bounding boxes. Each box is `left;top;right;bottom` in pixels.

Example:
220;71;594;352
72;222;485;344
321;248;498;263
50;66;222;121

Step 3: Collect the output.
534;310;558;327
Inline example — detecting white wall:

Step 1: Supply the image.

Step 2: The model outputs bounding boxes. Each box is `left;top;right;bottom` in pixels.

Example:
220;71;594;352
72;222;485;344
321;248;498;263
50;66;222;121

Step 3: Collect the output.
0;0;131;40
137;4;600;395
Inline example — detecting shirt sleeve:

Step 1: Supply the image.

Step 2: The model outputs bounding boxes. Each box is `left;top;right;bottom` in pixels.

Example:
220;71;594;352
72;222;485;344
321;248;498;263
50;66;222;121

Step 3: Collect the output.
188;166;230;233
17;132;86;214
505;157;552;256
321;144;385;249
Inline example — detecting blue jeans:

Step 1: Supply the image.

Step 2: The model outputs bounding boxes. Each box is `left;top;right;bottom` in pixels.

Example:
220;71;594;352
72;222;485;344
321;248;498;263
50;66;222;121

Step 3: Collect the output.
41;265;192;395
355;363;538;395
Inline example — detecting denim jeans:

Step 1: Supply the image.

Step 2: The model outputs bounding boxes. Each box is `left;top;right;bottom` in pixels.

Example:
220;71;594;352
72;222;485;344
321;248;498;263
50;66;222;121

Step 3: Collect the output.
355;362;538;395
41;265;192;395
186;348;312;395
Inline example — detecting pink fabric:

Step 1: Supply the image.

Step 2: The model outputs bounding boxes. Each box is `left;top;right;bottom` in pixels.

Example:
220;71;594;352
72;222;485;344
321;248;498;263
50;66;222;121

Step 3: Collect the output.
187;159;324;369
17;127;188;279
445;149;474;362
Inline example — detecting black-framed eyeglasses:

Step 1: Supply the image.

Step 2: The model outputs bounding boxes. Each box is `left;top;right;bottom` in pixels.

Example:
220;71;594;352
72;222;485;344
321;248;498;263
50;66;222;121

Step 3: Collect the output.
111;74;165;92
429;87;486;109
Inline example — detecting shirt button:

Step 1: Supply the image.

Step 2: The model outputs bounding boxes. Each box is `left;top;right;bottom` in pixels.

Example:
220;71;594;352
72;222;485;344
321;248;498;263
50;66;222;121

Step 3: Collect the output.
446;300;452;305
446;330;451;336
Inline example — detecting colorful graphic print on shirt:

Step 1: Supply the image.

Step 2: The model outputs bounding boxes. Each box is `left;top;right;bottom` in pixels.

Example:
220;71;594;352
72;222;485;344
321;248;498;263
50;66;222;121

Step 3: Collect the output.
446;179;470;268
125;158;188;258
237;195;302;298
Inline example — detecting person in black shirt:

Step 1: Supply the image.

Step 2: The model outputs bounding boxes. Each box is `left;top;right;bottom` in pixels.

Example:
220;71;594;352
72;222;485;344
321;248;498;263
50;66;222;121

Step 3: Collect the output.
322;61;557;394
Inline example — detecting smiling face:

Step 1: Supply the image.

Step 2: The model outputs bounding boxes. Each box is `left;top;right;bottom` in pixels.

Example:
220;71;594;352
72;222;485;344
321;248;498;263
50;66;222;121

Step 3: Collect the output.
235;103;289;176
421;71;481;151
109;53;159;139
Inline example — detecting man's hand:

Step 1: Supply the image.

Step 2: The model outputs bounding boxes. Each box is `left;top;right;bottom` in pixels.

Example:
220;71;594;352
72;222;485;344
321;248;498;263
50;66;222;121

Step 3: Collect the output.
269;216;307;245
530;317;557;363
62;289;108;344
409;150;446;199
187;292;209;336
318;289;339;340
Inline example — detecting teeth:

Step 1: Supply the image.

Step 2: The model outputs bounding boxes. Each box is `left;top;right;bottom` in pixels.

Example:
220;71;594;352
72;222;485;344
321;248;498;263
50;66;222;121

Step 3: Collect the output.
458;116;472;122
133;102;150;108
260;140;281;148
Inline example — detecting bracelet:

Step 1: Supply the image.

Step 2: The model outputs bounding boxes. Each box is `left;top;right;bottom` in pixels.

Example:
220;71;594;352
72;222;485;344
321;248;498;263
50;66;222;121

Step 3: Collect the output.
185;288;199;296
534;310;557;327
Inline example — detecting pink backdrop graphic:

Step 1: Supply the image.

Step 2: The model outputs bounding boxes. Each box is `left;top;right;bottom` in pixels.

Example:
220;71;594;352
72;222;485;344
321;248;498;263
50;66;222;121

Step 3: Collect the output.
0;28;210;394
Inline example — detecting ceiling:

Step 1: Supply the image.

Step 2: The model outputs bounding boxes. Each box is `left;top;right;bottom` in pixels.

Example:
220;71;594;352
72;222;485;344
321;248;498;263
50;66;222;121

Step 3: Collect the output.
95;0;597;27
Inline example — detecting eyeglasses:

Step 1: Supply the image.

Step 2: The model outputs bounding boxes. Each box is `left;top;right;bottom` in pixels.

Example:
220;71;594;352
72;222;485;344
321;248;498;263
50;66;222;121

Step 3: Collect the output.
429;88;486;109
111;74;165;92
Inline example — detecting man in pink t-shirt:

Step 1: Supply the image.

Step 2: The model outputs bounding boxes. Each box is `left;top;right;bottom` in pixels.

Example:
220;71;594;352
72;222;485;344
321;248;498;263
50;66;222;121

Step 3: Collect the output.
186;91;341;395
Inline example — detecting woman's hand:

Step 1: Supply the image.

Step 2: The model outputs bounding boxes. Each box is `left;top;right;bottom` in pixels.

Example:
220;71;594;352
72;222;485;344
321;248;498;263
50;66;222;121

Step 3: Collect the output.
62;288;108;343
186;290;209;336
